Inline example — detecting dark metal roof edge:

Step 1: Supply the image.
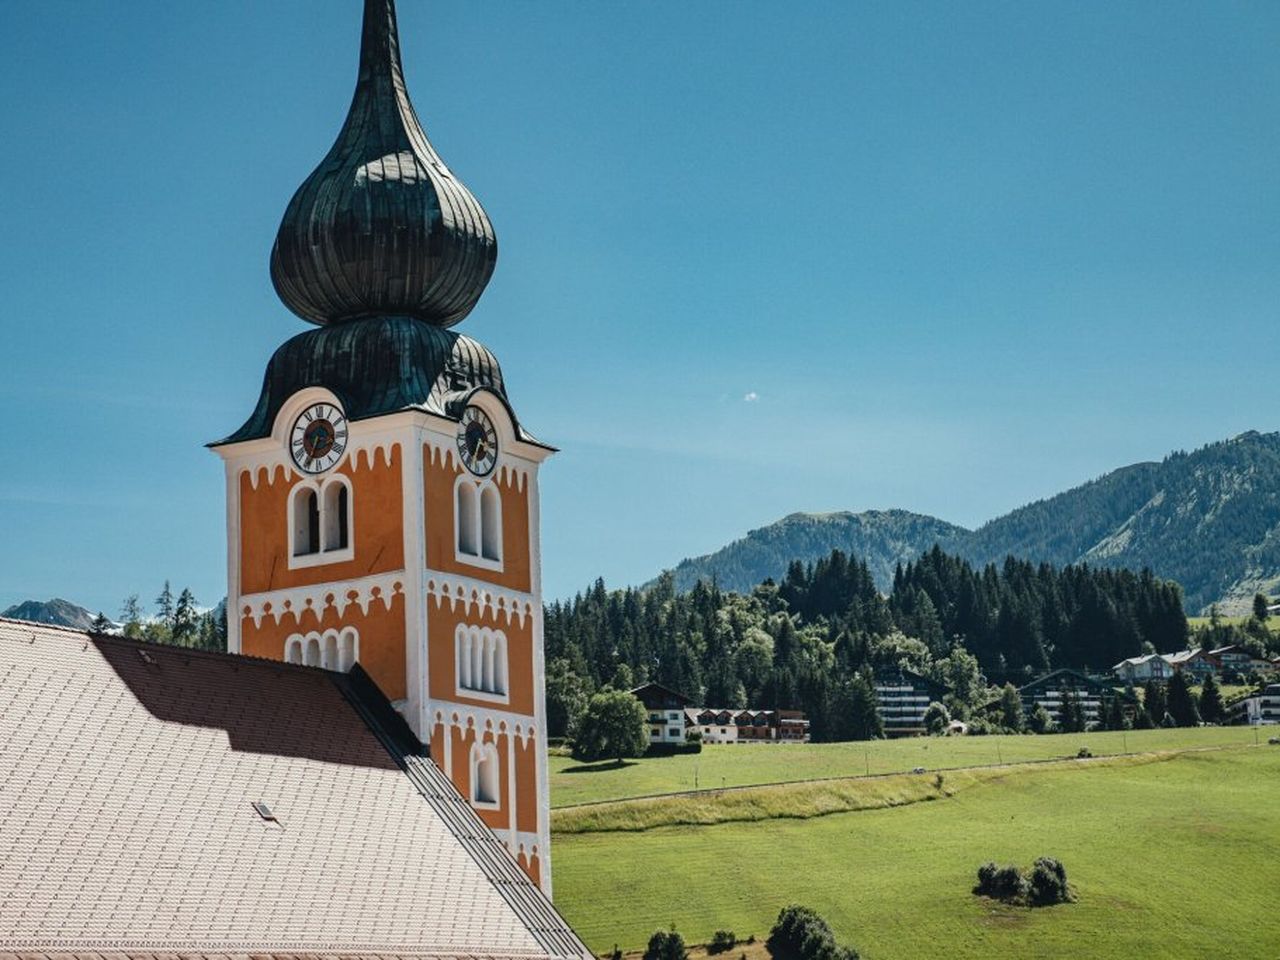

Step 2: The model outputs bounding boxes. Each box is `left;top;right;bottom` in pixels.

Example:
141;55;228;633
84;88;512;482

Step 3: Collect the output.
337;671;591;960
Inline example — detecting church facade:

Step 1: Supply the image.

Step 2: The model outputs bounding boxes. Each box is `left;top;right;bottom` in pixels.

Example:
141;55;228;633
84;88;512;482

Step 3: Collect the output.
211;0;553;890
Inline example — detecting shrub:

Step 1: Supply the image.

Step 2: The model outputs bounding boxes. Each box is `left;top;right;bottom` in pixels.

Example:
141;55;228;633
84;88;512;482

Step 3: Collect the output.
1268;736;1279;746
685;729;703;744
975;858;1072;907
923;701;950;735
767;905;859;960
643;929;687;960
707;930;736;954
1028;857;1073;906
1076;746;1092;759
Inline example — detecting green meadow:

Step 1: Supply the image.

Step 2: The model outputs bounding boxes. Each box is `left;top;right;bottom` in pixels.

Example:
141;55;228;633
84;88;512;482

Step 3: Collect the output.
550;726;1262;807
551;746;1280;960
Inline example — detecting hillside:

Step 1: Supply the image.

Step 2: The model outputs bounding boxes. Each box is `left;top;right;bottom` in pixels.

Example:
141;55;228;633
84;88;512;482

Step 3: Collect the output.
665;510;967;593
1;598;97;630
659;431;1280;612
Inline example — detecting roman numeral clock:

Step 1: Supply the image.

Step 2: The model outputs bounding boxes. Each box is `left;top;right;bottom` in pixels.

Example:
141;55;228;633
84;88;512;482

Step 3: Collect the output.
209;0;557;893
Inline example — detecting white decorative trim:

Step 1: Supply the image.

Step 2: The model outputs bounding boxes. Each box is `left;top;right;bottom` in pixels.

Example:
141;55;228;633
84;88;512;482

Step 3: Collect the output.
512;830;542;865
224;460;242;655
404;420;430;743
239;571;405;628
527;464;552;896
429;701;539;748
424;572;535;628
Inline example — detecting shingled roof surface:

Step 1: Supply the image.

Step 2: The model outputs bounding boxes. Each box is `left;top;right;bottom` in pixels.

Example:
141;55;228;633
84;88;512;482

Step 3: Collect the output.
0;619;588;960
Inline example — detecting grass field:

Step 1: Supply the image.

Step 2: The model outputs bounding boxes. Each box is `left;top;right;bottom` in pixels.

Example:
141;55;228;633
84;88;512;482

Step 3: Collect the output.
552;746;1280;960
550;726;1263;807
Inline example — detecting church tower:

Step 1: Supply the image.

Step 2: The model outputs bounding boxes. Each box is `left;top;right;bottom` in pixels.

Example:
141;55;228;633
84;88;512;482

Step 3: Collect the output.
211;0;555;891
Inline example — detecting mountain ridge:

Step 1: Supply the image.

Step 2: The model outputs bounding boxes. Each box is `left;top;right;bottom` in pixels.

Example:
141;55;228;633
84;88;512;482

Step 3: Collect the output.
658;431;1280;614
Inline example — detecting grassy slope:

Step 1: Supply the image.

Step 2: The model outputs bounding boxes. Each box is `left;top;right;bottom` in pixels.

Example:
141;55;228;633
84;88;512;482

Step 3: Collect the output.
552;747;1280;960
550;727;1260;807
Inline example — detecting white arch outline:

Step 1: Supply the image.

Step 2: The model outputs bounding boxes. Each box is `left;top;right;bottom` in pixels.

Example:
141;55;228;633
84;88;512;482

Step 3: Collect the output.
287;473;355;569
453;473;503;572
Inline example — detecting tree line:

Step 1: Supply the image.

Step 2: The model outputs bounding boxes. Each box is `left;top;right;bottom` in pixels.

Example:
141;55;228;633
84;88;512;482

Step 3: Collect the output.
544;546;1200;741
95;581;227;651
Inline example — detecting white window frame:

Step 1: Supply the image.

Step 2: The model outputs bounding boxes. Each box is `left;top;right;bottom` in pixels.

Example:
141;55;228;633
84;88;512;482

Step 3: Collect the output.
454;623;510;704
453;474;503;572
469;740;501;809
284;627;359;672
288;475;355;569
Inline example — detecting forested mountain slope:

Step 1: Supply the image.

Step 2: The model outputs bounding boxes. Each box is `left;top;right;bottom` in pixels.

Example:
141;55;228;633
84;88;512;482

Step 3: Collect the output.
659;431;1280;612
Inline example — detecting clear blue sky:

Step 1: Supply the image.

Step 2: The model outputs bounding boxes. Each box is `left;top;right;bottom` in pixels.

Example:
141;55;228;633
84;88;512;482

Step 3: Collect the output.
2;1;1277;616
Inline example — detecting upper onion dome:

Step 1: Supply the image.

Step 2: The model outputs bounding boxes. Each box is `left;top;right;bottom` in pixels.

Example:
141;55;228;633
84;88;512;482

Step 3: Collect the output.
270;0;497;328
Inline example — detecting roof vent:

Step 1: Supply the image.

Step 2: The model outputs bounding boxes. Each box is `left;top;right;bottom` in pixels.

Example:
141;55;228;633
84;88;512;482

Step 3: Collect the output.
251;801;277;822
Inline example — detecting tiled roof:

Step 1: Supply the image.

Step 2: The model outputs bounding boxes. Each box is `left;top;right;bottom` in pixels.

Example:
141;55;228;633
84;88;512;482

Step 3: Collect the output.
0;619;588;959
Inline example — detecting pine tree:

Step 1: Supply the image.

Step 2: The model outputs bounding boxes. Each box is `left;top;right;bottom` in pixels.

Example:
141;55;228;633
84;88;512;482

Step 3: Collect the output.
173;589;199;647
119;594;144;639
1253;593;1270;622
1143;680;1168;727
999;683;1024;732
90;611;112;634
1198;673;1224;724
1166;671;1201;727
155;581;175;629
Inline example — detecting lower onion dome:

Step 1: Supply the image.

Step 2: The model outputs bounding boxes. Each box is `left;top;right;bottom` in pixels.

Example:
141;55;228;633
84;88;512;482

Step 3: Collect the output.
215;316;511;444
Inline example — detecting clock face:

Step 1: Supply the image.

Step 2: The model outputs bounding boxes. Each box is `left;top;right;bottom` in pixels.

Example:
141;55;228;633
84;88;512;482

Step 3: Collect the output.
290;402;347;474
456;406;498;476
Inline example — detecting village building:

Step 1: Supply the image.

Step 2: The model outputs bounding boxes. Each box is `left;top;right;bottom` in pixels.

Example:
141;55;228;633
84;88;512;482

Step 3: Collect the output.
1163;648;1219;680
874;667;951;737
1017;669;1111;726
684;708;811;743
1112;653;1173;684
1210;645;1273;676
631;682;694;744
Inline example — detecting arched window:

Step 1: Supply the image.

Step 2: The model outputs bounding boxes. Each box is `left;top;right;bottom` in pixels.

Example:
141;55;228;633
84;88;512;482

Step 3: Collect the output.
480;486;501;562
323;480;350;552
457;482;478;556
286;628;358;672
290;477;354;567
292;488;320;556
339;628;358;671
471;741;500;807
323;631;340;670
455;476;502;570
456;625;508;701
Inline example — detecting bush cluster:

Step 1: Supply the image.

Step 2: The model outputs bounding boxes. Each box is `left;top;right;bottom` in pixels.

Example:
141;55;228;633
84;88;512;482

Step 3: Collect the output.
707;930;736;954
643;930;687;960
766;905;859;960
975;858;1074;907
644;740;702;757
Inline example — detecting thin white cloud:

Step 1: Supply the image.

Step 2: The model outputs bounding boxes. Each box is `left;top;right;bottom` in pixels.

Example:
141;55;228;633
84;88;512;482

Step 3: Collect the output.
743;391;759;402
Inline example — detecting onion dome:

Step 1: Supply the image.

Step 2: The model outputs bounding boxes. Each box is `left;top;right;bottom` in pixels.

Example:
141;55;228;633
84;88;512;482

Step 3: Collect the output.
269;0;497;328
216;316;528;445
